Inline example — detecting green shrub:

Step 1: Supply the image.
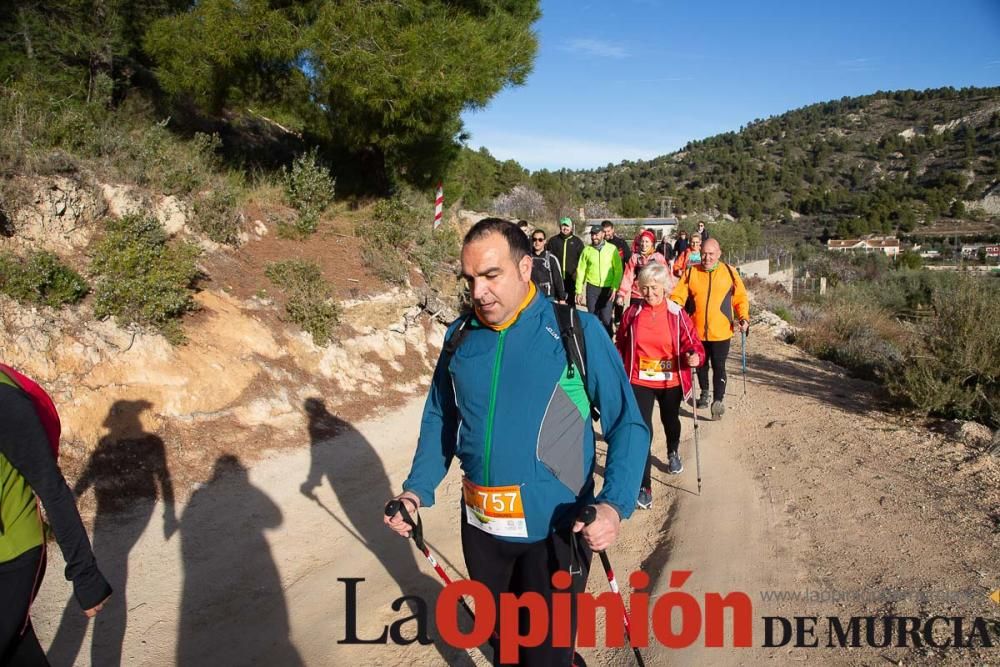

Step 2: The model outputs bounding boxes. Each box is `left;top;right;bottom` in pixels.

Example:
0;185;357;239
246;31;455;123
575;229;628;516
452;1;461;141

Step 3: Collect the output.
889;274;1000;427
0;251;89;307
283;148;335;235
358;198;460;287
264;260;339;345
797;271;999;426
90;214;200;342
192;187;242;245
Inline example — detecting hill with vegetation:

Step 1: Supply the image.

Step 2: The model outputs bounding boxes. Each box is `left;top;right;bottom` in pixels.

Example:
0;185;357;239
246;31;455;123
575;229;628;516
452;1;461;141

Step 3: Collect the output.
456;87;1000;242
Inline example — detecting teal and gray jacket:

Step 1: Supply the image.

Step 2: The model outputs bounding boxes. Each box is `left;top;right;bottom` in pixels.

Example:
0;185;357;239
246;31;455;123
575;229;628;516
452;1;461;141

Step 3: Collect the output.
403;291;650;543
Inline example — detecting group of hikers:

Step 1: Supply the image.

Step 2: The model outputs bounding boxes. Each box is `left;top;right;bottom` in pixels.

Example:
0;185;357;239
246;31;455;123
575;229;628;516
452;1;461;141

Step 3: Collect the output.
2;215;749;666
386;217;750;665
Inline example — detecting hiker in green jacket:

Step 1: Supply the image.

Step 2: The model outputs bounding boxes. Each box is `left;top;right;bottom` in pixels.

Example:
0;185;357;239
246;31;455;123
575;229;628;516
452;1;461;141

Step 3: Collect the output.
575;225;623;337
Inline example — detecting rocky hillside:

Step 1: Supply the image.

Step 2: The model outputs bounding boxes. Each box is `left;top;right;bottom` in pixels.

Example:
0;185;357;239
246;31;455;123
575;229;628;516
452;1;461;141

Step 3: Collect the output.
0;173;459;499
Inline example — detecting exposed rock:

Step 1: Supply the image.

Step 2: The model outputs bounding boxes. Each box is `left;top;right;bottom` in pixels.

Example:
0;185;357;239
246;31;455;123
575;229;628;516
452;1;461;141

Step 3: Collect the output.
6;176;105;254
752;308;796;342
957;420;995;449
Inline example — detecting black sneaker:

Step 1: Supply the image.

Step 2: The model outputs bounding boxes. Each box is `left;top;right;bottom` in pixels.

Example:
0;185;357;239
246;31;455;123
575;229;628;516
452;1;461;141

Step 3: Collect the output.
636;487;653;509
696;392;710;409
572;651;588;667
668;452;684;474
711;400;725;419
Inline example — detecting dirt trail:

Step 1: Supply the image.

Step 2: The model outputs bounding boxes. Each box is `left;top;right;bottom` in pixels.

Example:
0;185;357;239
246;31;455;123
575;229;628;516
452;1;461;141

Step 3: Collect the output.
33;330;999;666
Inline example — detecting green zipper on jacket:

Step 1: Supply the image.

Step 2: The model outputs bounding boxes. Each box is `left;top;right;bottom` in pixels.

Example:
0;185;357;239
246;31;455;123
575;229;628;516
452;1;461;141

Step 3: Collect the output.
561;239;568;279
482;328;507;486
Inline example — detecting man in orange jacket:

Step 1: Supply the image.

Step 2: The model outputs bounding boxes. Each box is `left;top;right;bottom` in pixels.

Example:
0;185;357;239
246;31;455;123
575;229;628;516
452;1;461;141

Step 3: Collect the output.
668;238;749;419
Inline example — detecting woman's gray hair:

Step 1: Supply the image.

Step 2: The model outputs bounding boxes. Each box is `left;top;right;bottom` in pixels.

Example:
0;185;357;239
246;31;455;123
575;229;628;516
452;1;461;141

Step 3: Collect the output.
637;261;671;288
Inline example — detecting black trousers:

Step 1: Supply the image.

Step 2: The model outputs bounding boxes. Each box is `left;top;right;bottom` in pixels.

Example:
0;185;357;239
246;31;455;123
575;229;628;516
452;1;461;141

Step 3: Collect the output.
632;384;682;488
584;285;614;337
564;273;577;307
461;515;592;666
696;339;731;400
0;546;49;667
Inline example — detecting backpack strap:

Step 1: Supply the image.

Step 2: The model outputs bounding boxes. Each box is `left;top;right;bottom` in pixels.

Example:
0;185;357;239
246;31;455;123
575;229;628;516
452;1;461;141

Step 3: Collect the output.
439;314;472;368
553;303;600;421
724;262;737;294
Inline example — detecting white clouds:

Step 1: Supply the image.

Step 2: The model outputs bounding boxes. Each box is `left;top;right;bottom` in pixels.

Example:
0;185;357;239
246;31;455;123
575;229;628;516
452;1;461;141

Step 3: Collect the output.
836;57;877;72
563;38;629;60
466;132;672;171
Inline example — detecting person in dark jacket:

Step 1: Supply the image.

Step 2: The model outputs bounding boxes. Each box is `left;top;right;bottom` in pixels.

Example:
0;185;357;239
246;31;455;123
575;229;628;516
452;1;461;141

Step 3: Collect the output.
601;220;632;267
602;220;632;330
545;217;584;306
1;367;111;665
529;230;566;301
672;230;690;257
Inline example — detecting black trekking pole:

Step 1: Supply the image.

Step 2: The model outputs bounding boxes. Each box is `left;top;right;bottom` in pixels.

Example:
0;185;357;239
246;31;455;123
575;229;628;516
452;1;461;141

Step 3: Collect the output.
741;329;748;397
384;500;487;634
691;392;702;495
579;506;646;667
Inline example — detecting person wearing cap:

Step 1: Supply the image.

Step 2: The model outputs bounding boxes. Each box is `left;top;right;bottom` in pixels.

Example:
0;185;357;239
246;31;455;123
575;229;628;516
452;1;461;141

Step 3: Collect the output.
575;225;623;337
546;217;585;307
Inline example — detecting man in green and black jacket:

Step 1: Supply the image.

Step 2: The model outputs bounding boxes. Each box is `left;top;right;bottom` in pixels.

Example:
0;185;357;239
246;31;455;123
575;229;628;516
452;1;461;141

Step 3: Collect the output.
545;217;584;306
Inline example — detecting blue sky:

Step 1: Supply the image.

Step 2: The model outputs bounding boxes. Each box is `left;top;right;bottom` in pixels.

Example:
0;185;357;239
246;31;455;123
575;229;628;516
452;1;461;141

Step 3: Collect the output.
461;0;1000;171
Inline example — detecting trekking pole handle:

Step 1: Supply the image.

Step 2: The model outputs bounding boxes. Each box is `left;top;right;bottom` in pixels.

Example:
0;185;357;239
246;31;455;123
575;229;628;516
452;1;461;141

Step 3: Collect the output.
385;499;425;548
579;504;597;526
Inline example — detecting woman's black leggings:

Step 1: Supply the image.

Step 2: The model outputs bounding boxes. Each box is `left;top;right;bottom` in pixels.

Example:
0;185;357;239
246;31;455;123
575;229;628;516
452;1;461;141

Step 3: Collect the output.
0;545;48;666
632;384;682;488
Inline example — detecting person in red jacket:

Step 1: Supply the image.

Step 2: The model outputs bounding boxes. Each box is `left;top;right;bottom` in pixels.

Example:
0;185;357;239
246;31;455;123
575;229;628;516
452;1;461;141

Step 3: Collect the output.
615;262;704;509
617;229;670;311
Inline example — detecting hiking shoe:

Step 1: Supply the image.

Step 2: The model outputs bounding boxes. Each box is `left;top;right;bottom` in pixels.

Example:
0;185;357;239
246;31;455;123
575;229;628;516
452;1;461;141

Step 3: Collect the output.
572;651;588;667
668;452;684;475
696;392;710;409
711;400;725;419
636;487;653;509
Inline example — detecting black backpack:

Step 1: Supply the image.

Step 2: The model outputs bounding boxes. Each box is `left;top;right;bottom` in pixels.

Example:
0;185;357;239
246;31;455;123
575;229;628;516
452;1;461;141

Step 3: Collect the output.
440;302;600;421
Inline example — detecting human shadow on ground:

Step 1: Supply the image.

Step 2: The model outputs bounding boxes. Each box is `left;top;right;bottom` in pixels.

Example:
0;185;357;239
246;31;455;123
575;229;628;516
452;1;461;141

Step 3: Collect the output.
298;397;478;666
48;399;177;667
176;455;303;666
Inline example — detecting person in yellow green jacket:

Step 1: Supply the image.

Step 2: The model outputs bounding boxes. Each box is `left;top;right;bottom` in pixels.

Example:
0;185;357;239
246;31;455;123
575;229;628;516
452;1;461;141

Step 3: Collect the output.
575;224;623;337
668;238;749;419
1;367;111;663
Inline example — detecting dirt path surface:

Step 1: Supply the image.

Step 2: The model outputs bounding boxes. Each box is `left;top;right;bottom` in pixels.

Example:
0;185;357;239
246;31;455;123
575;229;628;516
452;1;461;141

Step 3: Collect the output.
33;329;999;666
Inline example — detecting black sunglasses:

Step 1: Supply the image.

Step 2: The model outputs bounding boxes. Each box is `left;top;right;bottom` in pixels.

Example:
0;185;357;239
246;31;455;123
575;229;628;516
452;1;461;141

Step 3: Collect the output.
532;237;545;242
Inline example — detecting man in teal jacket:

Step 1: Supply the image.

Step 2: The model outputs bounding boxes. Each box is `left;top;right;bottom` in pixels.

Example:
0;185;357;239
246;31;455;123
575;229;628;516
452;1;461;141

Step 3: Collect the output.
385;218;648;666
575;225;623;337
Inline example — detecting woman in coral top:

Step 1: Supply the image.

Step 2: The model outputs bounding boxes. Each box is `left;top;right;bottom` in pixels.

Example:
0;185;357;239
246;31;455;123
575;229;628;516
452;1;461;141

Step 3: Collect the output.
615;262;704;510
616;229;669;311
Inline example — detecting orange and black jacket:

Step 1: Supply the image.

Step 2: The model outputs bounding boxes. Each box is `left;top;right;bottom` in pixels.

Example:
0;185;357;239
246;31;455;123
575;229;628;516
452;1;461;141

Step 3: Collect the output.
669;263;750;342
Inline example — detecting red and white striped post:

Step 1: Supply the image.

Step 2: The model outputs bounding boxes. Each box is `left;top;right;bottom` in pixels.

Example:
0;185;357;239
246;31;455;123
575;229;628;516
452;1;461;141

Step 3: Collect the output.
433;182;444;229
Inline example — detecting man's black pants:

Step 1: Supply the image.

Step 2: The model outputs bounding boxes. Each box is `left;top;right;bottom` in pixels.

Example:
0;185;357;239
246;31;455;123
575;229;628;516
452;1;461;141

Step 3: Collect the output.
585;285;614;337
696;338;731;399
461;516;592;666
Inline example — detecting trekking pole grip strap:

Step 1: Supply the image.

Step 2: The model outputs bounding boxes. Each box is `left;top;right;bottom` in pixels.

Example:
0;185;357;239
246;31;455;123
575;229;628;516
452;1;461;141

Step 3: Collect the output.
385;500;426;550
